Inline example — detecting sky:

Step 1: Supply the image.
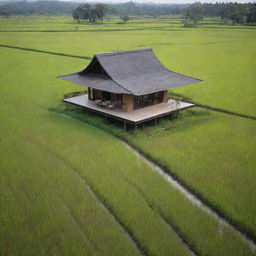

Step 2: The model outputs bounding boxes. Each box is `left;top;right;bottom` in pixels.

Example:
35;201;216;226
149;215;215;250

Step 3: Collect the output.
0;0;252;3
65;0;254;3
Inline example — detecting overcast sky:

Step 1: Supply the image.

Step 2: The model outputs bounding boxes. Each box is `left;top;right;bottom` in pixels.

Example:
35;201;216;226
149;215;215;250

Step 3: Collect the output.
75;0;254;3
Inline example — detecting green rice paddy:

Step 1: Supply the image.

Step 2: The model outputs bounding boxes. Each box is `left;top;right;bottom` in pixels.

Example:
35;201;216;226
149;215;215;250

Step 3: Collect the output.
0;16;255;256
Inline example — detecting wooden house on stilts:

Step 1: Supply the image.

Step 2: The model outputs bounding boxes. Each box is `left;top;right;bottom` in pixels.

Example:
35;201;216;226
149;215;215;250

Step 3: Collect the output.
59;48;202;130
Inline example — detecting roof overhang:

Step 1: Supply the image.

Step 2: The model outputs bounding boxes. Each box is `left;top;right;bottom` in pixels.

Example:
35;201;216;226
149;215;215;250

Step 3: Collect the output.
59;48;202;96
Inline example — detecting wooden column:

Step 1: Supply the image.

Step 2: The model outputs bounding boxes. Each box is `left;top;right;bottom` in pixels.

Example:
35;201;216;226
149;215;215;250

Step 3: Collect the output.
163;90;169;103
88;87;93;100
122;94;134;112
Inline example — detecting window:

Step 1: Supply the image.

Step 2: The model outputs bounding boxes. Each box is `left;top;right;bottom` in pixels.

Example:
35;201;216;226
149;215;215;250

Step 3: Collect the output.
134;91;164;109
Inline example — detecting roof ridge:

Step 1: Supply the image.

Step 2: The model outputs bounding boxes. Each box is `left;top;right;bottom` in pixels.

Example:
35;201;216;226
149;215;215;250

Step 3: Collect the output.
95;48;152;57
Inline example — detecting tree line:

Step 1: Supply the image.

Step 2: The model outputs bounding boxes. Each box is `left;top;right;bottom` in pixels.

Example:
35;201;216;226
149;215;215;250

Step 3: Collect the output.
0;1;256;25
203;2;256;24
0;1;78;16
184;2;256;27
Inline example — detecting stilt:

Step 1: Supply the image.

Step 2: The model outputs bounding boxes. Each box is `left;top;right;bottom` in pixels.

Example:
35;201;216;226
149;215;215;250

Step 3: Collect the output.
155;118;157;126
134;123;137;131
104;115;107;123
123;121;126;132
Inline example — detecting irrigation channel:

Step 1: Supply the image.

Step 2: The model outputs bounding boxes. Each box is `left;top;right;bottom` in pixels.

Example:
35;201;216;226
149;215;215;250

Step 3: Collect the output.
124;144;256;254
57;112;256;255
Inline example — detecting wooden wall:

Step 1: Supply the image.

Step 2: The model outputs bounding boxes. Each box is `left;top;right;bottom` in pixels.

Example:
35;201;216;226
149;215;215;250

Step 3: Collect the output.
122;94;134;112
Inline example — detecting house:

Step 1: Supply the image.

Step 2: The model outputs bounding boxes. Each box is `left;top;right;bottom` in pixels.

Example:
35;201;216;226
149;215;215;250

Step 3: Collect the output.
59;48;201;130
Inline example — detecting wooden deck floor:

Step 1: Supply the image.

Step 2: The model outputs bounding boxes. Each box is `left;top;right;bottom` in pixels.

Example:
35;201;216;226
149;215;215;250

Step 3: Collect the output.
64;94;194;124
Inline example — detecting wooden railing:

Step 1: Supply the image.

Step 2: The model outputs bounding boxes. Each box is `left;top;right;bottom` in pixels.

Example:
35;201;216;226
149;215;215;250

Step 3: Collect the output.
64;90;87;99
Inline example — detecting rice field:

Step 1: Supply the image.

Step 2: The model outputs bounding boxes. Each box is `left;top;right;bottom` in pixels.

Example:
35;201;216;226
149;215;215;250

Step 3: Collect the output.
0;16;255;256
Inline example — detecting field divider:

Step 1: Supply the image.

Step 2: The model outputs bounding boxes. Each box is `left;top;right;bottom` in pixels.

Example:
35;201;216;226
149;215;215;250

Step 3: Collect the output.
169;93;256;120
24;129;147;256
122;176;198;256
85;184;148;256
0;43;91;60
0;26;171;33
51;109;256;249
123;142;256;248
195;103;256;120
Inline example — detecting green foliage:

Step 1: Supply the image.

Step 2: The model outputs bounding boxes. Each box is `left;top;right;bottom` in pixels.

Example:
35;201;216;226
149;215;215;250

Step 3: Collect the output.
0;16;255;256
120;15;130;23
72;3;108;23
0;1;256;26
220;3;250;24
184;2;204;27
0;1;79;16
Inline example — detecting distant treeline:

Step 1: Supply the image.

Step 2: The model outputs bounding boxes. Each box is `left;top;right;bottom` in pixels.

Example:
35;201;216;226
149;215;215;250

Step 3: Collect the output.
0;1;78;16
203;2;256;23
0;1;256;24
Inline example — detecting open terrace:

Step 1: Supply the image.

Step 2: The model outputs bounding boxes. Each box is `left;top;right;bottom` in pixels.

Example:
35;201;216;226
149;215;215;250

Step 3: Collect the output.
63;94;195;130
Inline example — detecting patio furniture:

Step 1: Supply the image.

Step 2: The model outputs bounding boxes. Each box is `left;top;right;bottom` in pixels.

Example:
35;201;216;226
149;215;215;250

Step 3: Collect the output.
107;104;114;109
94;99;101;106
101;102;107;107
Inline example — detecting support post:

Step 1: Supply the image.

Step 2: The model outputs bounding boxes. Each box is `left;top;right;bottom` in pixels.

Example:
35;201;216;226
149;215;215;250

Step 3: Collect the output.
155;118;157;126
134;123;137;132
124;121;126;132
88;87;93;100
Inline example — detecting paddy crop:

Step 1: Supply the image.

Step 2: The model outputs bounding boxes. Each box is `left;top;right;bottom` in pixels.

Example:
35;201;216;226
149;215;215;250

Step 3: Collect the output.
1;16;255;115
0;16;255;256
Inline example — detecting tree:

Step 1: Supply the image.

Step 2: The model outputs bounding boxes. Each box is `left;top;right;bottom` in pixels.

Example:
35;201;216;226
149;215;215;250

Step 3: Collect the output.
120;15;130;23
95;4;108;22
247;3;256;23
220;3;249;24
184;2;203;27
72;4;107;23
72;6;83;23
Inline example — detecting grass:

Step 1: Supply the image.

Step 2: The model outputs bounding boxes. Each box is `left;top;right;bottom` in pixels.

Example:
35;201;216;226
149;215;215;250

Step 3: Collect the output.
59;104;256;241
0;16;256;255
0;49;190;256
1;16;255;116
130;109;256;238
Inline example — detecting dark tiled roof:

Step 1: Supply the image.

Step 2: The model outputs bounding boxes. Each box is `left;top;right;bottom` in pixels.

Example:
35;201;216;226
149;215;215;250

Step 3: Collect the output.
59;48;202;95
59;73;129;94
